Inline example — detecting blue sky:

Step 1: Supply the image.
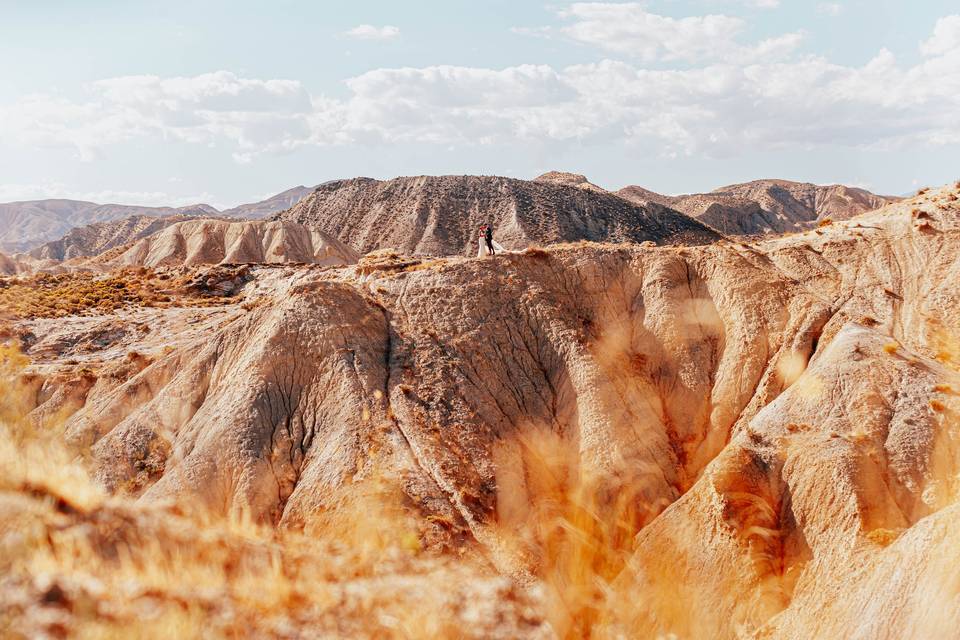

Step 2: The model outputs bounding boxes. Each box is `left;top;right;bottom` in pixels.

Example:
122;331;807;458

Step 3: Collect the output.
1;1;958;207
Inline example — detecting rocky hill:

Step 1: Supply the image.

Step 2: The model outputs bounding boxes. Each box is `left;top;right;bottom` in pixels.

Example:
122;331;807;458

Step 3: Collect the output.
7;180;960;638
0;200;218;254
100;219;359;268
220;185;315;219
617;179;899;235
29;214;214;261
0;186;317;254
273;174;721;255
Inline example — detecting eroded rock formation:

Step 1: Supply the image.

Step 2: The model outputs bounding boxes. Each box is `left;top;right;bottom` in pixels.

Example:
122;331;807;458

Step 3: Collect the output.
103;219;359;268
618;179;899;236
13;181;960;638
273;175;721;255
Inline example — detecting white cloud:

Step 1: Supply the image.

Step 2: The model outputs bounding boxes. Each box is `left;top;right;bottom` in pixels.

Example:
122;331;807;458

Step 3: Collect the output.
920;15;960;56
817;3;843;16
746;0;780;8
1;17;959;164
344;24;400;40
554;3;803;63
0;71;316;162
0;181;217;207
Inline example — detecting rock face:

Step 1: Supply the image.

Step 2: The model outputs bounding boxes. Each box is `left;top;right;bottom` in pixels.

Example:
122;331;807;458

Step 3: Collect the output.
105;219;359;268
618;179;899;236
273;175;721;255
17;182;960;637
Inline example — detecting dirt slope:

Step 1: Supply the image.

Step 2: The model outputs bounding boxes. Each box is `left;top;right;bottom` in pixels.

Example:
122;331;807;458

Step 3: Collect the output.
273;175;721;256
10;182;960;637
618;179;899;236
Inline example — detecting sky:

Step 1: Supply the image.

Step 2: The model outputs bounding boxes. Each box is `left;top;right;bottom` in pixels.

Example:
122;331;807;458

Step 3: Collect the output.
0;0;958;208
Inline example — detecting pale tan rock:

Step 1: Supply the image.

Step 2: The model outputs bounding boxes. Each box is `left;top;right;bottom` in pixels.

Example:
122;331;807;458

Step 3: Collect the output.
109;219;359;268
19;181;960;638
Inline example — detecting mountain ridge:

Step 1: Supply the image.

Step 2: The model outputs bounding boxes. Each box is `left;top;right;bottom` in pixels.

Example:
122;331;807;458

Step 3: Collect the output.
616;178;900;235
273;174;722;255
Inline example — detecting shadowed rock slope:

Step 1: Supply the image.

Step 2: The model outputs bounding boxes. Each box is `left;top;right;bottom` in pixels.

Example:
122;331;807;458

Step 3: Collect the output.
273;175;721;256
619;179;899;236
17;182;960;637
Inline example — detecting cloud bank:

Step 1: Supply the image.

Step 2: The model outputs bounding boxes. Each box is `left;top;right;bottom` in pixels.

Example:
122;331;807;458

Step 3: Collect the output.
1;9;958;163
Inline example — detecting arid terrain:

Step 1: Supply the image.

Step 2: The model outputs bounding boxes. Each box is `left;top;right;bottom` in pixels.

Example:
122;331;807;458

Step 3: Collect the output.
1;176;959;639
0;186;317;254
617;179;900;236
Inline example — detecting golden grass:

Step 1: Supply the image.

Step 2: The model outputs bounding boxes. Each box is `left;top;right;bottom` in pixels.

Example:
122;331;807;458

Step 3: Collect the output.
0;343;546;639
0;269;243;320
492;425;651;639
0;272;156;318
0;342;657;639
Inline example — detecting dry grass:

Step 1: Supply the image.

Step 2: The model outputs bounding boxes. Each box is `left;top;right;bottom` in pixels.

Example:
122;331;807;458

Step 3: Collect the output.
0;272;159;319
492;425;651;639
0;269;244;320
522;246;551;260
817;217;834;227
0;344;543;639
866;528;902;547
0;340;661;639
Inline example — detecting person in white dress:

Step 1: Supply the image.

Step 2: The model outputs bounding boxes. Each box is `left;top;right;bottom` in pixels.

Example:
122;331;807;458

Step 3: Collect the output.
477;223;506;257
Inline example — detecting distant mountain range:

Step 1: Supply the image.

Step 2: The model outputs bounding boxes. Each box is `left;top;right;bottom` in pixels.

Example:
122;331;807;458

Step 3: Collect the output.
616;179;900;236
0;175;901;259
0;186;317;253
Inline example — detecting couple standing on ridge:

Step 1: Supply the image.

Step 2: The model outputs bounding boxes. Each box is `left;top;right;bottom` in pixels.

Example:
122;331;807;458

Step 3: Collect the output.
478;223;504;257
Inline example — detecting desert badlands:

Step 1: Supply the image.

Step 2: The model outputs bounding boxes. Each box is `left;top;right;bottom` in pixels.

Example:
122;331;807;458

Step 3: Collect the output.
1;173;959;638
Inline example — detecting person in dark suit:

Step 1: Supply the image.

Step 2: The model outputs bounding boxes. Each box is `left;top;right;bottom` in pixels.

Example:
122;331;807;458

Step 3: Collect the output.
484;223;495;255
